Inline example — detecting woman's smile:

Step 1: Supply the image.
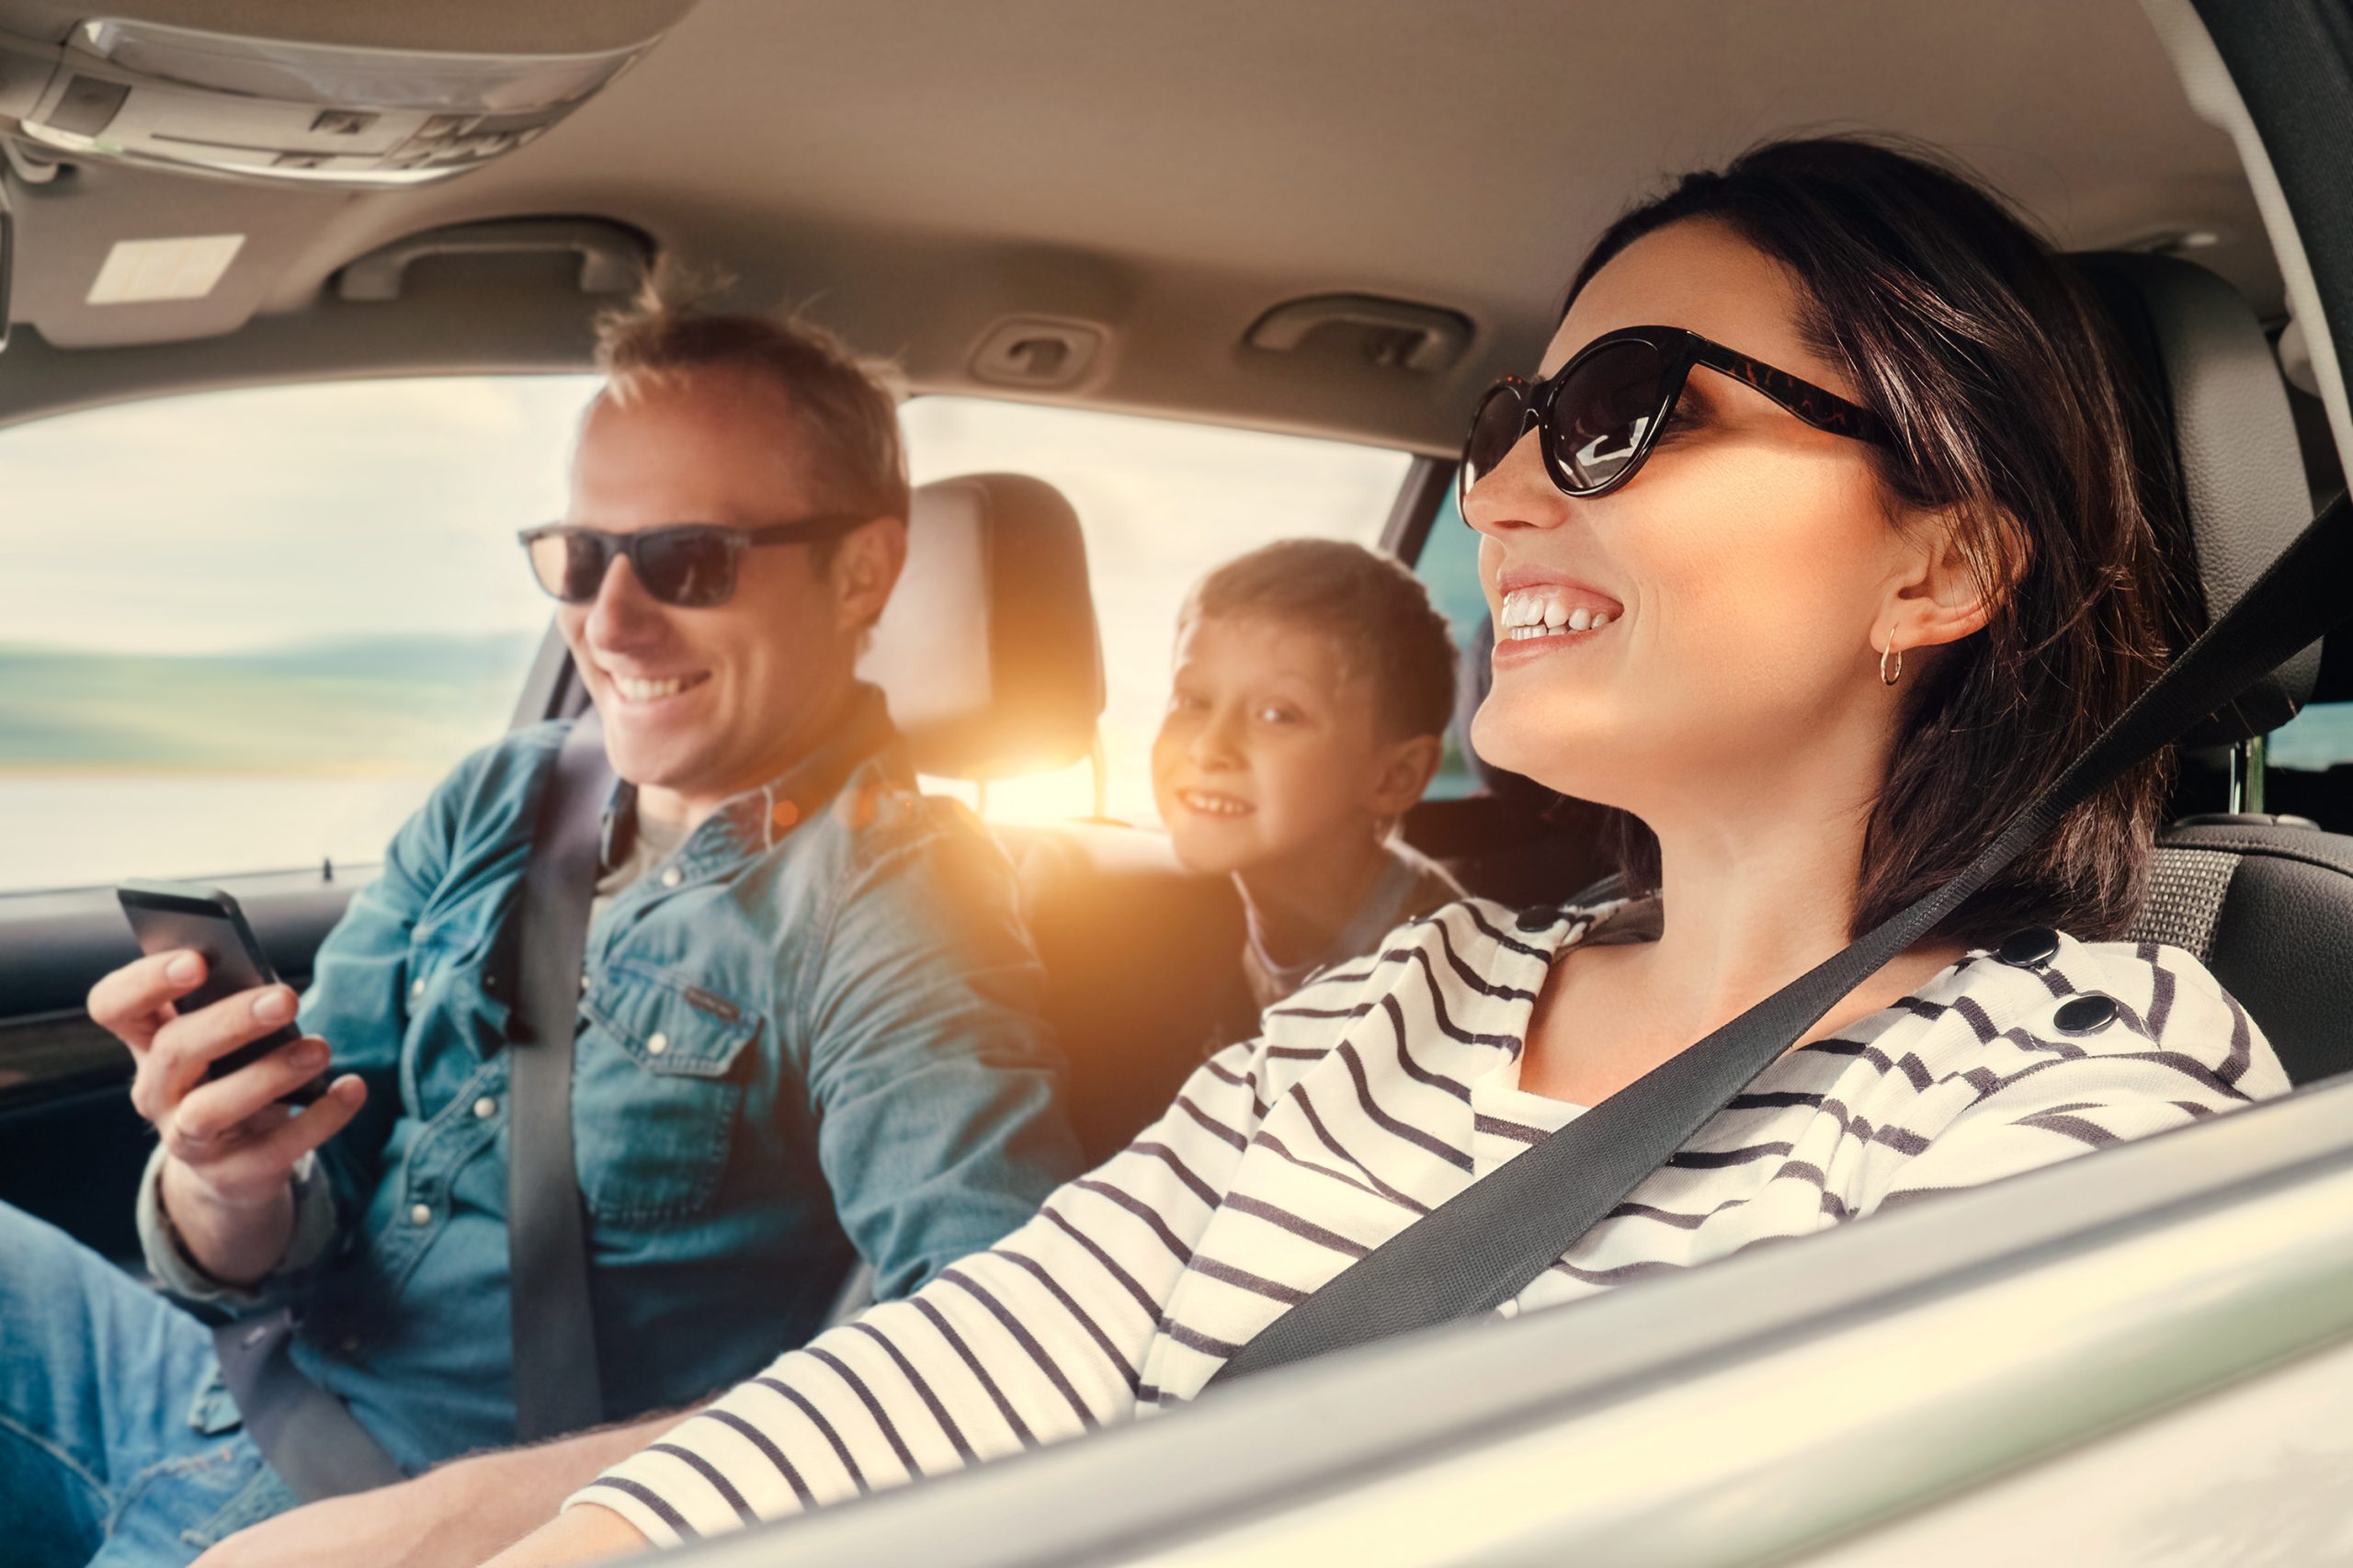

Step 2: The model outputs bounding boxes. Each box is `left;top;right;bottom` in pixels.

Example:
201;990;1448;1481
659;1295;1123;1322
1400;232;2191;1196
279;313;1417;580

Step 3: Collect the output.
1488;571;1625;665
1489;615;1617;669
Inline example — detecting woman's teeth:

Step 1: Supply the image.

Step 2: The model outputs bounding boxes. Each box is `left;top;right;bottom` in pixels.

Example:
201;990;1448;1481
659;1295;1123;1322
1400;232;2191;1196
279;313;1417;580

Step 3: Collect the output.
1498;587;1616;642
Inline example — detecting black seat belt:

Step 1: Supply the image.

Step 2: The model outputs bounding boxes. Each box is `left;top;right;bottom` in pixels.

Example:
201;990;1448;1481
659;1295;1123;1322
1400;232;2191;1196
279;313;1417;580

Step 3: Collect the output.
207;713;615;1493
211;1312;404;1500
506;710;613;1440
1211;491;2353;1387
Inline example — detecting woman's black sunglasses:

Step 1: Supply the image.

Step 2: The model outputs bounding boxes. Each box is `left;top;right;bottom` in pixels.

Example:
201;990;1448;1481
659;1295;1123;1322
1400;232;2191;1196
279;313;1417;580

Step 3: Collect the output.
1460;325;1894;508
517;514;869;608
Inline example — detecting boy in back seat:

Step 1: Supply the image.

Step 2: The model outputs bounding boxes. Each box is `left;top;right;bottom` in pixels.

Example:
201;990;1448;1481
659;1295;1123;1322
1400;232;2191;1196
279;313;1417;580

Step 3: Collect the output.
1152;539;1464;1008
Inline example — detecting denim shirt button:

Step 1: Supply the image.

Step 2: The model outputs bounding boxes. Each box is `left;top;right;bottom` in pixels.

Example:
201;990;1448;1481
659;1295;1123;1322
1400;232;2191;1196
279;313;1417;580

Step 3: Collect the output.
410;978;426;998
472;1096;497;1119
645;1032;669;1056
660;867;683;889
408;1202;432;1226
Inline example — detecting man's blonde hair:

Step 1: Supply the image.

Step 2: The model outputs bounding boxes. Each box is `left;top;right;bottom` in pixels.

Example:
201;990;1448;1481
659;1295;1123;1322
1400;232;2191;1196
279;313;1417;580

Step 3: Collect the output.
594;271;912;547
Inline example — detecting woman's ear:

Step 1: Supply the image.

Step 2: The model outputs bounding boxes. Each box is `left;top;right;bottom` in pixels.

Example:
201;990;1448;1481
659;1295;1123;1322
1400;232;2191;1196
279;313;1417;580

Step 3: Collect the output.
1367;733;1446;819
1881;506;2010;654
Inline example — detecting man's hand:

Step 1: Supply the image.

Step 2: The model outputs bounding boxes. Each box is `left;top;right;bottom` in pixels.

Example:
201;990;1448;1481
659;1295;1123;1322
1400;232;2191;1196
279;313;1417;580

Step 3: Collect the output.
194;1407;691;1568
479;1505;651;1567
89;948;367;1283
189;1469;521;1568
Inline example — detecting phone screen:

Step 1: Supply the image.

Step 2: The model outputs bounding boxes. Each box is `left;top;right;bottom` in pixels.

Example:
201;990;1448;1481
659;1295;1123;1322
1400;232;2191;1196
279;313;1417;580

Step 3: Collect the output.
117;880;327;1106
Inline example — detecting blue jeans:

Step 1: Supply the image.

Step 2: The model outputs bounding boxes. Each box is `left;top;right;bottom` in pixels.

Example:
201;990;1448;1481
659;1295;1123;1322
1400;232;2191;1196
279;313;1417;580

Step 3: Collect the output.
0;1202;301;1567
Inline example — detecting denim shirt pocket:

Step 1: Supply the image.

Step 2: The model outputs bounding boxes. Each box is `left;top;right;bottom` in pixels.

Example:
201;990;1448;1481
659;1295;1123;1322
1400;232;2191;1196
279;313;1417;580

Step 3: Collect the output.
574;967;759;1223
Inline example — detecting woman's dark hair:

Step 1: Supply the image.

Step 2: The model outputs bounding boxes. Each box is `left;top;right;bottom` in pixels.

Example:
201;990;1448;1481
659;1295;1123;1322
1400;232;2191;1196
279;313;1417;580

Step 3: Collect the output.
1565;136;2182;943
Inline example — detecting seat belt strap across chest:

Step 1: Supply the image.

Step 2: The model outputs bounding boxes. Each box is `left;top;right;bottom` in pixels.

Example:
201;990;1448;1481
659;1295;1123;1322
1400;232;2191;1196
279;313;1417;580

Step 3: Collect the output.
1211;491;2353;1388
506;710;613;1440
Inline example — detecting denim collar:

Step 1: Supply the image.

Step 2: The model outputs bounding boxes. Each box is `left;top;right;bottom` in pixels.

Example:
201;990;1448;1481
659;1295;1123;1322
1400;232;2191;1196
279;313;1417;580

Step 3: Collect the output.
600;682;906;878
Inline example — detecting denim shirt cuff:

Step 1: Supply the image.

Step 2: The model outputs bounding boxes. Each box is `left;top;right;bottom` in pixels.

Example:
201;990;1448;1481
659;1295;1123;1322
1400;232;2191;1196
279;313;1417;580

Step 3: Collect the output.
136;1145;339;1312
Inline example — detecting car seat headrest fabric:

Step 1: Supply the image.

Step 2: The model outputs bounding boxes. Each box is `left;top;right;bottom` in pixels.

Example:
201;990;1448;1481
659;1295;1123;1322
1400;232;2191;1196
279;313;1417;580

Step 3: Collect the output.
2075;252;2320;745
857;472;1104;780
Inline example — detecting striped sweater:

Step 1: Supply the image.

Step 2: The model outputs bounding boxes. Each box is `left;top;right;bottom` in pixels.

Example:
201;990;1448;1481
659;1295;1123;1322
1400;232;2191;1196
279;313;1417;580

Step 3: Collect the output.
574;898;2289;1544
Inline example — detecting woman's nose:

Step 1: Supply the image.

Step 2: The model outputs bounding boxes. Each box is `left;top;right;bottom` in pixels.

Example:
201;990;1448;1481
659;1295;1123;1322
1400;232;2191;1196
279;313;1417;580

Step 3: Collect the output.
1461;426;1570;539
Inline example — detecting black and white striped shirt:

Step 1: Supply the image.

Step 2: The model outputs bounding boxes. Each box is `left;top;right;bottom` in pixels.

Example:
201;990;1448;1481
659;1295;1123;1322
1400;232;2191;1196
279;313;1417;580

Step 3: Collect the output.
574;899;2288;1543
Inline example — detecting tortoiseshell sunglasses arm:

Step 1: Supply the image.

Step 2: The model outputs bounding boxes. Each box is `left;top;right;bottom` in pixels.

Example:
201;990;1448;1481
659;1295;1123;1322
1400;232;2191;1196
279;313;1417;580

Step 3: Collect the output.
1686;335;1896;449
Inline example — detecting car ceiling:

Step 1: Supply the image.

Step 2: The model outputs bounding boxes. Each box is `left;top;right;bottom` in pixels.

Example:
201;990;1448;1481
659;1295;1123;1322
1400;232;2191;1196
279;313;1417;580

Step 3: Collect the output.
0;0;2281;453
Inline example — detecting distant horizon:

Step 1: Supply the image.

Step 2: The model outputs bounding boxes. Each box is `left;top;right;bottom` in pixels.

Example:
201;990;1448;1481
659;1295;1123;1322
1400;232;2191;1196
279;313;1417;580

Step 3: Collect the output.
0;627;543;661
0;629;544;773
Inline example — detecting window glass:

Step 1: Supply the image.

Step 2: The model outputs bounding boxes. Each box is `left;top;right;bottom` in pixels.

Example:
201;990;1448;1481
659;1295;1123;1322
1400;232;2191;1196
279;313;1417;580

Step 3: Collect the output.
0;376;599;895
0;383;1411;896
1411;486;1487;800
899;398;1411;824
2268;701;2353;773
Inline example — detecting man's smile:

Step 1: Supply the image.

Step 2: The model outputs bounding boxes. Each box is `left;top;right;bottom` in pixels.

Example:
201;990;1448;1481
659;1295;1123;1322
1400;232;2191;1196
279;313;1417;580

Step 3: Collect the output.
595;662;714;706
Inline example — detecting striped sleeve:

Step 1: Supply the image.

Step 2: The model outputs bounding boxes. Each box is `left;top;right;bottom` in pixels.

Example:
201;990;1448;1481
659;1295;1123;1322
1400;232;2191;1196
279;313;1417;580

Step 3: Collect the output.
567;1035;1274;1546
1875;943;2289;1210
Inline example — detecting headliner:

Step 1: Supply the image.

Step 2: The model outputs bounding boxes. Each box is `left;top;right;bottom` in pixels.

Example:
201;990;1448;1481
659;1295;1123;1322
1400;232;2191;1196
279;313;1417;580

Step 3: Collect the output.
0;0;2274;451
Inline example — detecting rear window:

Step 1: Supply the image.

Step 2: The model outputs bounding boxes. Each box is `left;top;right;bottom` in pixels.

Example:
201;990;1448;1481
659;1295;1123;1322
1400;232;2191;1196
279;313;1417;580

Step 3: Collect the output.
2268;701;2353;773
1409;486;1487;799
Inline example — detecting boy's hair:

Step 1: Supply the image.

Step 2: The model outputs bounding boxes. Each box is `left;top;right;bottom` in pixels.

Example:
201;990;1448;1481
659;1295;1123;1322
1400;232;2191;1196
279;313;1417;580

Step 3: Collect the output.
593;268;912;567
1182;539;1457;740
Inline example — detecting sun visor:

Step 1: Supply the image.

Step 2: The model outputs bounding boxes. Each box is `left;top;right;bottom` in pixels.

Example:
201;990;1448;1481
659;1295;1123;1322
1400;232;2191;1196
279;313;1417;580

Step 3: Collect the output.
0;15;674;188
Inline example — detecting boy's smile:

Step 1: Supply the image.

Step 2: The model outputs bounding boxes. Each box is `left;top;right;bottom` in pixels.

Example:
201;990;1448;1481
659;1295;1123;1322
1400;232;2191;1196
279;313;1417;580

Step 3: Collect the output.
1173;786;1254;818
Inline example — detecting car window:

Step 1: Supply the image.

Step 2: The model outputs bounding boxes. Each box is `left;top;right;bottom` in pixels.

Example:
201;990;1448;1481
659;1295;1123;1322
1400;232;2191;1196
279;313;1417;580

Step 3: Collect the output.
0;375;600;896
0;385;1410;898
1409;485;1487;800
899;396;1412;823
2268;699;2353;774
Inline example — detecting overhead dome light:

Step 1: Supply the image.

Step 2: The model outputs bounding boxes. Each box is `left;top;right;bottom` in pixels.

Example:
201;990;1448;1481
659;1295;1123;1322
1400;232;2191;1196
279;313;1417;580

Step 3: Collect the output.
0;17;665;187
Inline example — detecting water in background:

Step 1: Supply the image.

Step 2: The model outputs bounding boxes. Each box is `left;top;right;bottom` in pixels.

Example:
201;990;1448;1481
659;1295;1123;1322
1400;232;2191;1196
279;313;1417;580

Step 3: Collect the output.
0;772;436;893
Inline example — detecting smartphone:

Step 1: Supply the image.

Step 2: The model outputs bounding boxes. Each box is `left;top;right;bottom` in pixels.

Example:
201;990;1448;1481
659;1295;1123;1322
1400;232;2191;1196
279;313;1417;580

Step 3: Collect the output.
117;879;327;1107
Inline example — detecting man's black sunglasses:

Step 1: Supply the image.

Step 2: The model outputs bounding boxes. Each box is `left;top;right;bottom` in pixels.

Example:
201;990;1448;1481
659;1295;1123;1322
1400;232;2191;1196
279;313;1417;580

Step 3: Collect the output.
1459;325;1895;508
517;515;869;608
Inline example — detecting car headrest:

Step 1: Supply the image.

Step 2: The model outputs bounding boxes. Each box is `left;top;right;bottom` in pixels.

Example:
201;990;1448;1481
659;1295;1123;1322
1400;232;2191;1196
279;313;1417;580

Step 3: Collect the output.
2075;251;2320;745
858;472;1104;780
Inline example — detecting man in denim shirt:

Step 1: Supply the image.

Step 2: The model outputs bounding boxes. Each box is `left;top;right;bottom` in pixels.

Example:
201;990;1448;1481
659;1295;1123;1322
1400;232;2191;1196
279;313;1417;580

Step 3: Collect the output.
2;293;1086;1567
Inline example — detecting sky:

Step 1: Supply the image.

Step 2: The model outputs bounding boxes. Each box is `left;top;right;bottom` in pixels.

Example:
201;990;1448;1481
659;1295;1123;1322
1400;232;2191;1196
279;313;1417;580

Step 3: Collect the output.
0;376;593;656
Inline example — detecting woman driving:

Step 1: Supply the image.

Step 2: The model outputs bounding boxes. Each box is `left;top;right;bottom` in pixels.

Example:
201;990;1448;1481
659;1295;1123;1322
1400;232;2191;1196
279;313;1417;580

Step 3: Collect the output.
492;136;2289;1564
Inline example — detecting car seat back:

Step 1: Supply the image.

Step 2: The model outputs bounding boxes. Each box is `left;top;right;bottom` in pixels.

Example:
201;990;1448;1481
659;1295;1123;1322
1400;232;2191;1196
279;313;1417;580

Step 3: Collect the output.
863;472;1253;1159
2082;253;2353;1084
860;472;1105;780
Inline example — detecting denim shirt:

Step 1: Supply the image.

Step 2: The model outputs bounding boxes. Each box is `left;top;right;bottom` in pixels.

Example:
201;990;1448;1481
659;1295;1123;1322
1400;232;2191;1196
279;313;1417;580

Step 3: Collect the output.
152;687;1085;1472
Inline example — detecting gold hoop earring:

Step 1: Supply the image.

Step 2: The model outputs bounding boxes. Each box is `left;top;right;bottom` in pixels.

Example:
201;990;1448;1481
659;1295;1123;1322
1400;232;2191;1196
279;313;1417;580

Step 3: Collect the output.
1880;624;1903;687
